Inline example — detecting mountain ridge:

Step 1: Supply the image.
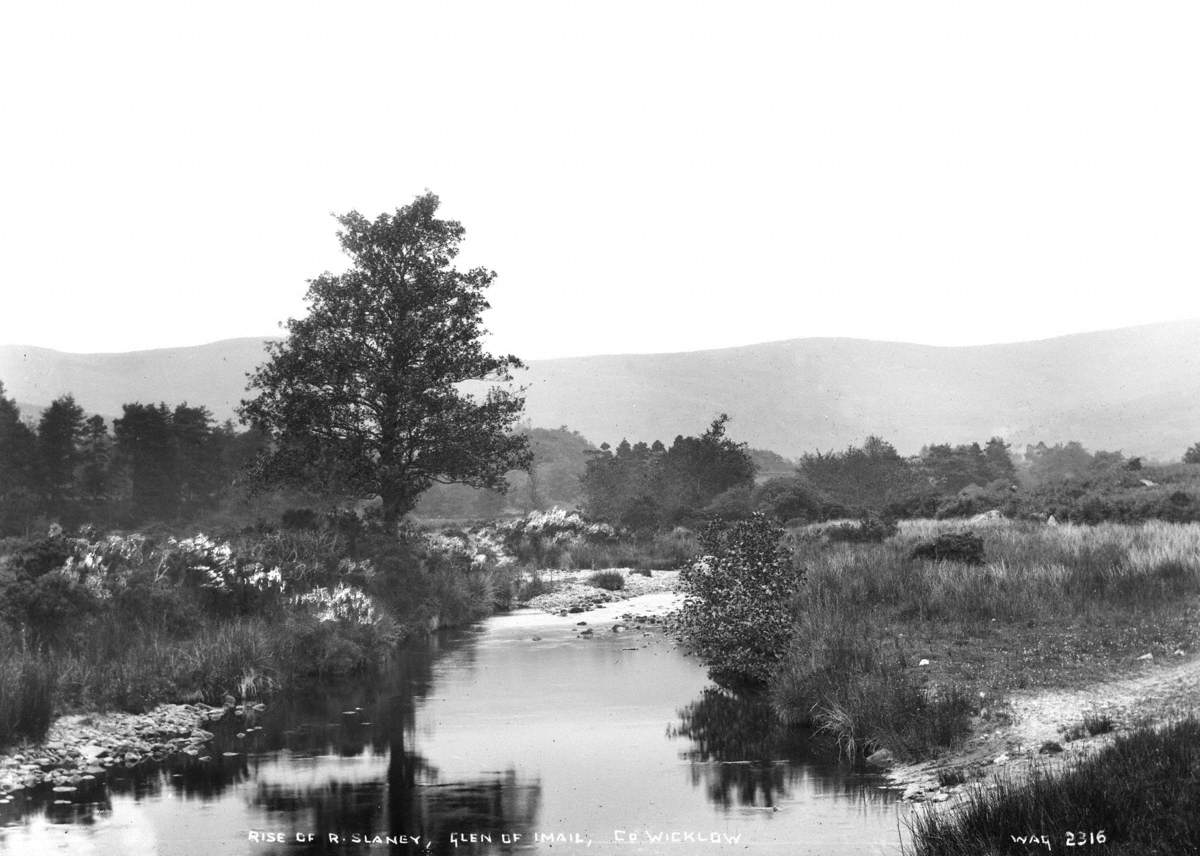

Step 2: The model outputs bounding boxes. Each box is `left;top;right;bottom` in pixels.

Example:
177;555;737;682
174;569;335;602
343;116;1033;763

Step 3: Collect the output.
3;321;1199;460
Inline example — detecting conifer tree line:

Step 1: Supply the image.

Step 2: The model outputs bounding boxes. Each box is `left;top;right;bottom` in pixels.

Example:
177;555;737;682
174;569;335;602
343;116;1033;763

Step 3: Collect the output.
0;382;263;534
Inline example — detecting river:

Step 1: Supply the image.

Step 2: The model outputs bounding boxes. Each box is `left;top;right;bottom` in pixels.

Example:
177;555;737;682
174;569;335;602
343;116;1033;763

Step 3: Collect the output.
0;595;908;855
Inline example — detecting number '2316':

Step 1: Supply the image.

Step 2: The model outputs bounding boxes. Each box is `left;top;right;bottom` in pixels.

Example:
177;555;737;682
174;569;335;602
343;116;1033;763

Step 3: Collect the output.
1066;830;1106;846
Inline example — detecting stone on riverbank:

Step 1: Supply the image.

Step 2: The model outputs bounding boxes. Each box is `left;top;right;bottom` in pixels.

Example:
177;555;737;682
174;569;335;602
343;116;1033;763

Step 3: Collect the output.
866;748;895;768
0;703;233;796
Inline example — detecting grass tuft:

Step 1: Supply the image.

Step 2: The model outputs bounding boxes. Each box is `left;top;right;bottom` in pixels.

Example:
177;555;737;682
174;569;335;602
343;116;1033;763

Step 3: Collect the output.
587;570;626;591
905;718;1200;855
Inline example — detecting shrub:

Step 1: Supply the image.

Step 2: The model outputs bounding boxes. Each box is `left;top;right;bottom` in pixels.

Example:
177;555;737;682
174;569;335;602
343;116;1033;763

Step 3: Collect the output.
753;476;823;523
280;507;321;531
703;486;755;521
677;514;803;688
825;517;898;543
909;531;985;565
496;507;618;567
1;571;99;648
1;535;73;579
587;570;625;591
514;573;555;602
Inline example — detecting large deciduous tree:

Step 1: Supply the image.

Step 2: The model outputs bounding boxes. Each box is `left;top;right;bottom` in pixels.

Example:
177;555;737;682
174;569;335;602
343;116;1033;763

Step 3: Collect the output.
240;193;531;523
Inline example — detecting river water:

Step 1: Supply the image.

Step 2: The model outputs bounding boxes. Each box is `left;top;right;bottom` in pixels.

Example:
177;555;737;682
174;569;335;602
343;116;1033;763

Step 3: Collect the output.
0;596;908;855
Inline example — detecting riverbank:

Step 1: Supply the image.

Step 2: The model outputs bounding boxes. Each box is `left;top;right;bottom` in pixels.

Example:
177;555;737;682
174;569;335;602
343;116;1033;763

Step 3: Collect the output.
881;648;1200;804
522;568;679;615
767;520;1200;768
2;568;684;801
0;525;520;749
901;715;1200;855
0;703;244;797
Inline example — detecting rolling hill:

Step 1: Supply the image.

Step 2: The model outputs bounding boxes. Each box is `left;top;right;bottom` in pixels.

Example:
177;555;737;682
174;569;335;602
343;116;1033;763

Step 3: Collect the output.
3;321;1199;460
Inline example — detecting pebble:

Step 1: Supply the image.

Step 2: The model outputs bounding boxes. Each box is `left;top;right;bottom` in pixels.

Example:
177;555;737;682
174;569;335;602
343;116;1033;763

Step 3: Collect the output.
0;703;245;796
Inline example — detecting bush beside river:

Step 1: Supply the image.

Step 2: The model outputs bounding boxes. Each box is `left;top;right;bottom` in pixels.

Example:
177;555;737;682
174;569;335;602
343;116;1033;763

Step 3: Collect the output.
673;514;1200;853
0;518;532;749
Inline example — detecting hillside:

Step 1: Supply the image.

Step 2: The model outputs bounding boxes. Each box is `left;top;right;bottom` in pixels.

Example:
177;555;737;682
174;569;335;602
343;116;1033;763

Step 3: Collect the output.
3;321;1199;459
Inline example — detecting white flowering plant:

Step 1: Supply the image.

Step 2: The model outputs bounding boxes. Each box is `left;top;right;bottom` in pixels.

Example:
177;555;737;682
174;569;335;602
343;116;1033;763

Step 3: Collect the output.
492;507;618;565
292;583;378;624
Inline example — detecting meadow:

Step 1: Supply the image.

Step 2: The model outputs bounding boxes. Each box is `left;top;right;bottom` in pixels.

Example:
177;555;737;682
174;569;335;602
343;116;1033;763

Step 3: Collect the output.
770;518;1200;758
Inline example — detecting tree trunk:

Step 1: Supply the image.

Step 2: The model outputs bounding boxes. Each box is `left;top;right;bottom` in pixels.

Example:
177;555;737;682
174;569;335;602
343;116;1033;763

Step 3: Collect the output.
379;482;418;526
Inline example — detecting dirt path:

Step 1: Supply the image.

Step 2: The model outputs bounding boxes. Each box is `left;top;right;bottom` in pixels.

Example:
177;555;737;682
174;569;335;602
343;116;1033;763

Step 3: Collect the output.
886;652;1200;802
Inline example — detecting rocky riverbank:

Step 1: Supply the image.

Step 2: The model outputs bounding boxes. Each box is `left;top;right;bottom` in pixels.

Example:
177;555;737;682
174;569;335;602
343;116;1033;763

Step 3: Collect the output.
0;702;261;798
522;568;680;615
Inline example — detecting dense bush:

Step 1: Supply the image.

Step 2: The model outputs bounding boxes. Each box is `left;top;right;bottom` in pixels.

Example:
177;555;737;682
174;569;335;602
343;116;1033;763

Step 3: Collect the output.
702;485;755;521
908;531;985;565
677;514;804;688
752;476;824;523
1;535;73;578
824;517;899;543
587;570;625;591
280;507;321;530
495;507;617;566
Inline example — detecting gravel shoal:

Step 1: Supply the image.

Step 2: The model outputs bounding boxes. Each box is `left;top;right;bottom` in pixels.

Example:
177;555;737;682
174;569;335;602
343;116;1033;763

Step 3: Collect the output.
522;568;680;615
0;702;258;795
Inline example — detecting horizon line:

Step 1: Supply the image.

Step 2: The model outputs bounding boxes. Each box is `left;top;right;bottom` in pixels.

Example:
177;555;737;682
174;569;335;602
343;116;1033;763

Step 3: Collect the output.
2;317;1198;361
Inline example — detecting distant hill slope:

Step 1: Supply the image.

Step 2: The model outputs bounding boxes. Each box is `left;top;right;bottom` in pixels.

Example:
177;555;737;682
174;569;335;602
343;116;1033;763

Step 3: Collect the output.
3;321;1199;459
0;339;274;427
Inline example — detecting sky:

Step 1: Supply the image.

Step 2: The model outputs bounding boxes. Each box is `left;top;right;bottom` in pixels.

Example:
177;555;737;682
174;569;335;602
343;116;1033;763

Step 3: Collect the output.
2;2;1199;358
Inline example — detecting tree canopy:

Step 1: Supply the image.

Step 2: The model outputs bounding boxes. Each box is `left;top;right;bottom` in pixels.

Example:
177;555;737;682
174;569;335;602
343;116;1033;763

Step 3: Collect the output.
240;192;531;522
581;415;756;528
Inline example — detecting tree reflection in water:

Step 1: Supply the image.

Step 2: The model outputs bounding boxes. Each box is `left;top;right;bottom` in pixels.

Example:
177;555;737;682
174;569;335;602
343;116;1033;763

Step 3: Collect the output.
1;628;541;854
670;687;896;812
669;686;807;808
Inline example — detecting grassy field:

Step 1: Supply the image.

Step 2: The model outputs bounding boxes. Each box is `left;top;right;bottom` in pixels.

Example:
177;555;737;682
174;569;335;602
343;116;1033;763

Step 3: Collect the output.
770;519;1200;759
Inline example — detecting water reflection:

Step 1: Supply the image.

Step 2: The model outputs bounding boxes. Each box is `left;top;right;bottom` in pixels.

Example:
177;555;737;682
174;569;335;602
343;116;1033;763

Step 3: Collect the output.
2;630;543;855
2;611;903;855
671;687;894;811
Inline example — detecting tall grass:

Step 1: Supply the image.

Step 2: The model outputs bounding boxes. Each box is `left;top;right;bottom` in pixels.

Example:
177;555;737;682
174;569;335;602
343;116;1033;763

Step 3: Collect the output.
771;520;1200;759
0;650;56;745
788;519;1200;625
771;615;973;758
906;718;1200;855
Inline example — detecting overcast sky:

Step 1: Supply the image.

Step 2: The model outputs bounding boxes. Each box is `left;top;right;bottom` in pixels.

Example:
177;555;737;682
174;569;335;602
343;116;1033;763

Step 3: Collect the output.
2;2;1198;358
